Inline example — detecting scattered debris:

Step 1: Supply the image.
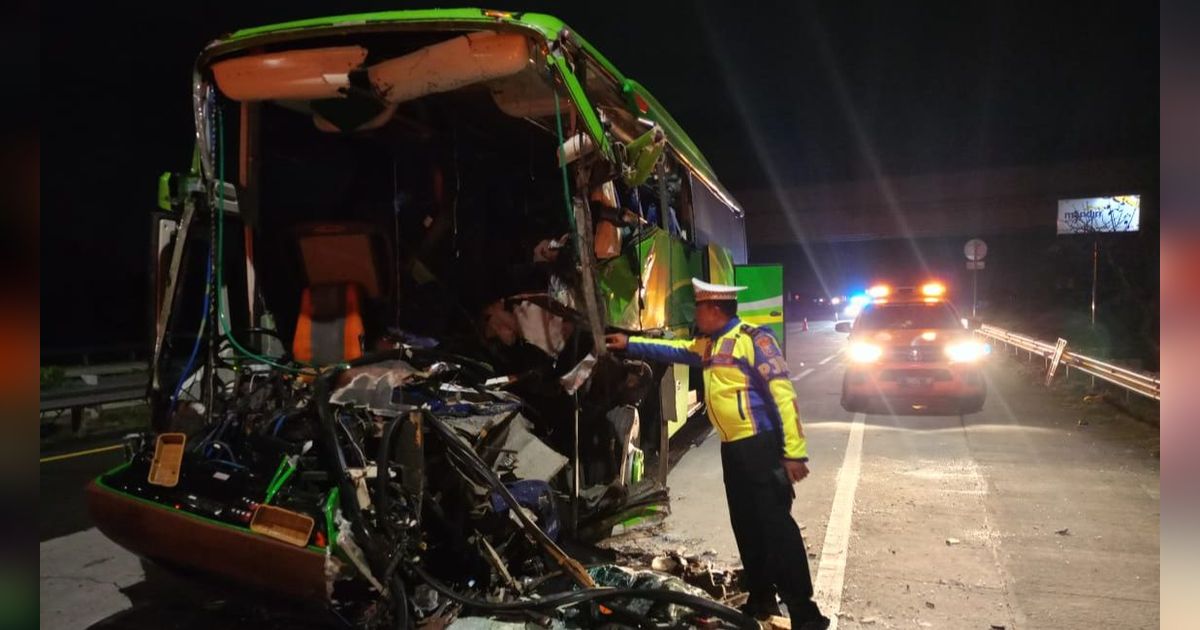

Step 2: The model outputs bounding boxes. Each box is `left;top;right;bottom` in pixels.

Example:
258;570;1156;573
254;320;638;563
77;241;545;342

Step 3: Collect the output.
861;616;878;625
1077;418;1090;426
614;549;744;601
991;625;1007;630
925;601;936;609
651;555;683;573
946;537;961;546
1055;528;1071;536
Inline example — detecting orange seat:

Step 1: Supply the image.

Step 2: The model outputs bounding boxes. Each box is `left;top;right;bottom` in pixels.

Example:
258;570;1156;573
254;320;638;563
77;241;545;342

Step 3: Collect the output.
292;284;365;366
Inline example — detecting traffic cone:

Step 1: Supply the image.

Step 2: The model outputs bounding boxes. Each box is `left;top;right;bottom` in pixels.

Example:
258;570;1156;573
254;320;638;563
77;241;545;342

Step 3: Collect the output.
801;317;809;331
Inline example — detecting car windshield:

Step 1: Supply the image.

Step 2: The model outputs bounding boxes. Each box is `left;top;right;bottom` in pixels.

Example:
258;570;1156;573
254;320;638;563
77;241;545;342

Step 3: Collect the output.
856;303;961;330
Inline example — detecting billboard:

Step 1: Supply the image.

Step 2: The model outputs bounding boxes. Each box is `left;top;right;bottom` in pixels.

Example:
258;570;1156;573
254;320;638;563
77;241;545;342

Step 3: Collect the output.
1056;195;1140;234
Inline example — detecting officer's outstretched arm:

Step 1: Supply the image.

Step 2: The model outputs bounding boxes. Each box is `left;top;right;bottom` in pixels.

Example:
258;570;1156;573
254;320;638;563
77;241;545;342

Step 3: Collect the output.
751;330;810;461
625;335;707;367
770;376;809;461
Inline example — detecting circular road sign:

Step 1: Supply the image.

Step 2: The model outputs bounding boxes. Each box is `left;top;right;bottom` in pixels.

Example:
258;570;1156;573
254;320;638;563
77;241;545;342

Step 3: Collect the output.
964;238;988;262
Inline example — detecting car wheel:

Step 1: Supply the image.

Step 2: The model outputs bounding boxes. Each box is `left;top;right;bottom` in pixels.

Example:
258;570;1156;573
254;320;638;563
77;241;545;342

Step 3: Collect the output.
841;395;865;413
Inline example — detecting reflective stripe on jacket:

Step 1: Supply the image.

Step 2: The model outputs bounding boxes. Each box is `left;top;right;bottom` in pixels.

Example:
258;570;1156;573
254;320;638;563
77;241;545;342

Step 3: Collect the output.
625;317;808;460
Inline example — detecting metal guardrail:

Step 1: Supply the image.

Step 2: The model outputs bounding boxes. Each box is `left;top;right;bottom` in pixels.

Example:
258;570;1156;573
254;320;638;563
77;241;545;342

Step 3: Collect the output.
40;381;147;413
975;324;1160;401
41;370;148;413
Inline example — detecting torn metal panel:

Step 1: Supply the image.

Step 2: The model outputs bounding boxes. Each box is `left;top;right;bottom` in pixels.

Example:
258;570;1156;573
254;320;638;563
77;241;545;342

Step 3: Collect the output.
439;410;521;441
558;353;596;395
622;125;667;187
490;67;571;118
486;415;567;483
369;32;530;105
511;300;565;358
607;406;640;487
329;360;418;415
423;412;596;589
598;226;701;331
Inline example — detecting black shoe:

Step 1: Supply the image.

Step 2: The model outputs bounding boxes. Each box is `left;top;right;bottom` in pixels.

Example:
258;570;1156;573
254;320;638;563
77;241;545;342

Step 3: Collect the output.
794;615;831;630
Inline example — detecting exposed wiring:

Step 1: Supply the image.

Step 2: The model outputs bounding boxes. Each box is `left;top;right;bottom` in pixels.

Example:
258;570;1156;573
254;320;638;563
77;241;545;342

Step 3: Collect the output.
337;413;368;467
195;412;230;449
271;412;287;436
264;455;297;504
409;564;755;628
204;441;240;465
169;247;212;413
214;106;328;375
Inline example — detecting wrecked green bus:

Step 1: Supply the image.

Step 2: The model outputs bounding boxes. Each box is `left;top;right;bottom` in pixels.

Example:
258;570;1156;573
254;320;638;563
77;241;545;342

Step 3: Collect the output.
90;9;755;627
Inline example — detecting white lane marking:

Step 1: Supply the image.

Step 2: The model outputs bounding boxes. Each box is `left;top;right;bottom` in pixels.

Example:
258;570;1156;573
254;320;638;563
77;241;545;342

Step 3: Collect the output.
818;350;842;366
40;527;144;629
790;368;815;382
813;412;866;627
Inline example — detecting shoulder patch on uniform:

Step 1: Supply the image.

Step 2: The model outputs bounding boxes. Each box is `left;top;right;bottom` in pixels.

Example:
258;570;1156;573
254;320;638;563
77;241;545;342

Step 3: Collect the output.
755;335;778;357
745;324;778;340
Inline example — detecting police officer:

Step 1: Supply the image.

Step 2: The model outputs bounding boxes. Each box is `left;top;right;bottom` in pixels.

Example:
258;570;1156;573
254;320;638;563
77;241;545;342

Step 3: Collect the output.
606;278;829;629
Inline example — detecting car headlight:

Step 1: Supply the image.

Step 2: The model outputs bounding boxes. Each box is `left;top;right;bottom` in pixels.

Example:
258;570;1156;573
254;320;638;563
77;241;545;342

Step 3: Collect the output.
849;342;883;363
945;340;988;362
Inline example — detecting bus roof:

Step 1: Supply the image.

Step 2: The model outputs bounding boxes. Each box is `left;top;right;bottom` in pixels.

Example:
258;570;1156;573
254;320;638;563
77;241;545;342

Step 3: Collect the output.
206;8;741;215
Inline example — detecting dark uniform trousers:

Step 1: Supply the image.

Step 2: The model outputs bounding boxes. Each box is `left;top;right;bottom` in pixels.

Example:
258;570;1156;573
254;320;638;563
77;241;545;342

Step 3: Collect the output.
721;431;822;622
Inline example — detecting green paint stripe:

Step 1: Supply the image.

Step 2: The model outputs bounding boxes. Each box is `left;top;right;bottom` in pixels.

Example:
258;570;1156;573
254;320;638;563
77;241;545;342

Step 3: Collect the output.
739;296;783;311
228;9;560;41
739;306;783;318
741;315;782;326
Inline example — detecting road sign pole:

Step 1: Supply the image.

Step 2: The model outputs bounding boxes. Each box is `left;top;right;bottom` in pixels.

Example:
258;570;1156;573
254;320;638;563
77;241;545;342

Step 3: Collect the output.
964;238;987;319
972;267;978;318
1090;238;1098;328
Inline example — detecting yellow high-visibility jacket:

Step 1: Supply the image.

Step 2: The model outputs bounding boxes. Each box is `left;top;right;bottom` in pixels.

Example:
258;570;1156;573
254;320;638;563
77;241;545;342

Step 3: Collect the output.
625;317;808;461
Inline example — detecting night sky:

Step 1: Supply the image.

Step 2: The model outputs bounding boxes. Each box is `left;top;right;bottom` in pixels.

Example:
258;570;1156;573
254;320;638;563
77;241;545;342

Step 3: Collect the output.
40;1;1157;353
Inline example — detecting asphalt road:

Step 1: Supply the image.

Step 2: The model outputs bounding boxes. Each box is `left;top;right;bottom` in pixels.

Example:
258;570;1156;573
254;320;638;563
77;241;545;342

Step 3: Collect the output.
40;321;1161;629
650;321;1160;629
